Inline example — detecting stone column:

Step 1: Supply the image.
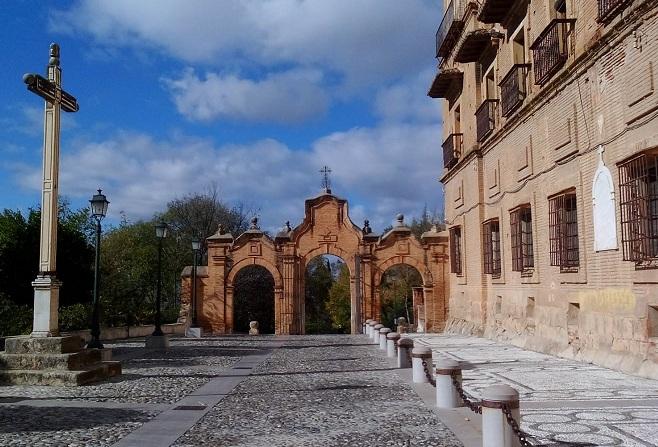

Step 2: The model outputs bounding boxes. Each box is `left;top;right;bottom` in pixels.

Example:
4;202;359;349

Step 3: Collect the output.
435;358;463;408
378;327;391;350
411;346;433;383
482;385;522;447
397;338;413;368
386;332;400;357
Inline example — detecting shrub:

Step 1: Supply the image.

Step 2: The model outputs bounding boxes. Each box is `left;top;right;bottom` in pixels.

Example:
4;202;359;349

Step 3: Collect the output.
59;303;91;332
0;294;32;336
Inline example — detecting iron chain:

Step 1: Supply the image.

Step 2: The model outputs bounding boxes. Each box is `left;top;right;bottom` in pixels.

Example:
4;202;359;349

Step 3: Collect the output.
501;403;540;447
421;360;436;387
449;372;482;414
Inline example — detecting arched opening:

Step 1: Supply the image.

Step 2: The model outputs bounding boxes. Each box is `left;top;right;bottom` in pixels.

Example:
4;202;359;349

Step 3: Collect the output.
379;264;423;329
232;265;275;334
304;254;351;334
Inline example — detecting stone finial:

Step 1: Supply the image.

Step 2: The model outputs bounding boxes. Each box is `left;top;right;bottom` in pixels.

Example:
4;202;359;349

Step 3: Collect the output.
49;43;60;66
363;219;372;234
285;220;291;232
218;224;226;235
394;213;404;227
250;216;259;230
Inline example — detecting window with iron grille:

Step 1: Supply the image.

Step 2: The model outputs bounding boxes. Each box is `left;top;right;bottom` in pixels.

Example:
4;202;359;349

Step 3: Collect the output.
449;226;462;274
510;205;534;272
483;219;501;275
549;190;579;269
618;153;658;264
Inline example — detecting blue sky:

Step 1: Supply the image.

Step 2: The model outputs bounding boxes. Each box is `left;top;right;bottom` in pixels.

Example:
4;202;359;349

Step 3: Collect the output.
0;0;443;233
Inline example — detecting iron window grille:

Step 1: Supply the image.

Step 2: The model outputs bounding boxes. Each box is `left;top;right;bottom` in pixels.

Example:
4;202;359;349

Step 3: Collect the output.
618;153;658;265
483;219;501;276
510;205;534;272
476;99;498;143
450;226;462;274
530;19;575;86
443;133;463;170
597;0;633;22
500;64;530;117
549;190;579;269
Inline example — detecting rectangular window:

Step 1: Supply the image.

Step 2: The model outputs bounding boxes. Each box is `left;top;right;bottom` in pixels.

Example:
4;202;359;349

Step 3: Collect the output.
449;226;462;274
483;219;501;276
510;205;534;271
549;190;579;269
618;153;658;263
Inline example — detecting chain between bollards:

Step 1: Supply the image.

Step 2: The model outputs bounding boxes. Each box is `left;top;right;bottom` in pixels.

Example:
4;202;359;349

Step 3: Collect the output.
501;403;540;447
421;360;436;387
448;371;481;414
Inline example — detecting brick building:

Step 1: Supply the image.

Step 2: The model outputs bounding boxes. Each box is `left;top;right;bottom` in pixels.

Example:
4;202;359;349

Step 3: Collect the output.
429;0;658;378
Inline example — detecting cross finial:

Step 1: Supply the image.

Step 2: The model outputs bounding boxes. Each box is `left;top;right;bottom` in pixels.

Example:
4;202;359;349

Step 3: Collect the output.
320;166;332;194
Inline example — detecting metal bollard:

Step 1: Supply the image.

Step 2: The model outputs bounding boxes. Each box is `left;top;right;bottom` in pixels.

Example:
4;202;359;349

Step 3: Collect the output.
386;332;400;358
372;324;384;345
411;346;433;383
397;338;413;368
481;384;521;447
378;328;391;350
435;358;463;408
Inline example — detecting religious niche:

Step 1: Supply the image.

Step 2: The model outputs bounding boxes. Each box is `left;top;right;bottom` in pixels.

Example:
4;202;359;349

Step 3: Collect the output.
592;146;618;251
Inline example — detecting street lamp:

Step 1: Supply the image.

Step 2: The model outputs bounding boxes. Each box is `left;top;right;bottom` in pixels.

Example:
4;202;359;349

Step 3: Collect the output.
88;189;109;349
153;220;168;337
191;237;201;328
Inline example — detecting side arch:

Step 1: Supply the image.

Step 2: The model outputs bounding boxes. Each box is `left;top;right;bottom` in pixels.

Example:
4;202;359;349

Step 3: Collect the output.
226;257;284;333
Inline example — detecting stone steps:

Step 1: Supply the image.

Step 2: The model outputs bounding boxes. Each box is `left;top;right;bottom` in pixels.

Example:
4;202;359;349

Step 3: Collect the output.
4;336;83;354
0;361;122;386
0;349;102;371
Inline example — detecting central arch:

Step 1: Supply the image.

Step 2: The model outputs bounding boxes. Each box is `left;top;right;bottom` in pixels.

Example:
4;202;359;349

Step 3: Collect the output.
183;191;450;335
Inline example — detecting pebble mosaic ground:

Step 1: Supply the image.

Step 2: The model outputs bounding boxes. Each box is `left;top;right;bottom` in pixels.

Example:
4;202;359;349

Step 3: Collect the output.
0;333;656;446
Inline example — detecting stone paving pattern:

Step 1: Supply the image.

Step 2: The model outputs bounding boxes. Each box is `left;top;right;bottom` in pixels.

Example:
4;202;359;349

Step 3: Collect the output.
413;334;658;446
1;333;657;446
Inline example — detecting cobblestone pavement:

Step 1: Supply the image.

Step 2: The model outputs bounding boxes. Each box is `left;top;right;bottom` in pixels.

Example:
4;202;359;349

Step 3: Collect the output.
172;335;460;447
413;334;658;446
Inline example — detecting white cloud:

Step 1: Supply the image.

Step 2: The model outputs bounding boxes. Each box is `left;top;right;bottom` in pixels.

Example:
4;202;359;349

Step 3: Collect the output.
164;68;329;124
51;0;438;85
14;124;443;233
373;69;443;124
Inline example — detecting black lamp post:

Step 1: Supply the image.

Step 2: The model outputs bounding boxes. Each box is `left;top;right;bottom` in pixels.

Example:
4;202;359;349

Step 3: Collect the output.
191;237;201;327
87;189;109;349
153;220;168;337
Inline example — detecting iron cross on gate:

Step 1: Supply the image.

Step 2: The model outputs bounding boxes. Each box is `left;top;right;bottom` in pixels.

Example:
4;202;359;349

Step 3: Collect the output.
23;43;79;336
320;165;332;193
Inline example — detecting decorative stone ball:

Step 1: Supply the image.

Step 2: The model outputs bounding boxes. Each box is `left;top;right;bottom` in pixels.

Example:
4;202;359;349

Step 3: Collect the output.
249;321;259;335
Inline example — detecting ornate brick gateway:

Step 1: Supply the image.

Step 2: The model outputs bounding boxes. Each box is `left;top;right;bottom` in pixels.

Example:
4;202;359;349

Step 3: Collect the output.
181;191;449;334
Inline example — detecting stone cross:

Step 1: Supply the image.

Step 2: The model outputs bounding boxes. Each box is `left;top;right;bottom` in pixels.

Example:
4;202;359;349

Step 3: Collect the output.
320;166;332;193
23;43;79;337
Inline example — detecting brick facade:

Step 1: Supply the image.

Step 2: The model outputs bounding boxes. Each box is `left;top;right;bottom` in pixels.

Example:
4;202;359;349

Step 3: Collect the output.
181;193;450;335
431;0;658;378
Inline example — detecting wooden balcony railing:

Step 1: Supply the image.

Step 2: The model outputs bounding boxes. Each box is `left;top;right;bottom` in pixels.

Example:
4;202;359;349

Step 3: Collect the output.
598;0;633;22
442;133;463;170
500;64;530;117
476;99;498;143
530;19;575;86
436;0;466;59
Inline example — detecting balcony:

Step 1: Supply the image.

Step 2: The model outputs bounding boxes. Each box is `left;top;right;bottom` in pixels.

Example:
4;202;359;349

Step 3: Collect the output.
442;133;463;170
598;0;633;22
499;64;530;117
478;0;514;24
476;99;498;142
436;0;466;59
530;19;575;86
454;29;504;63
428;68;463;99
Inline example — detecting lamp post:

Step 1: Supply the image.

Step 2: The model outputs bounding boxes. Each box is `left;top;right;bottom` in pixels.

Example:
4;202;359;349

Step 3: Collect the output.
153;220;167;337
191;238;201;328
88;189;109;349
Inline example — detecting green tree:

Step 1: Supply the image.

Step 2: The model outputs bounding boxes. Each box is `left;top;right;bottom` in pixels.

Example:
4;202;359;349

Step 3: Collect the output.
379;265;422;329
326;263;351;332
304;256;334;333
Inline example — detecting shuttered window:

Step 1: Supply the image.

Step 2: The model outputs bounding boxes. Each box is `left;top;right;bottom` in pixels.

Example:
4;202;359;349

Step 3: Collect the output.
510;205;534;272
483;219;501;275
449;226;462;274
549;190;579;269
